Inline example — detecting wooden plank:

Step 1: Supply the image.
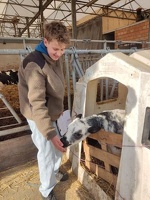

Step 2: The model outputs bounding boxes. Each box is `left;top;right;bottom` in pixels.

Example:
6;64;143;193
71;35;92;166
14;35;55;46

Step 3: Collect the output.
83;130;121;187
83;141;92;169
85;79;99;116
101;142;111;172
88;129;122;148
0;135;37;172
83;142;120;168
86;161;117;187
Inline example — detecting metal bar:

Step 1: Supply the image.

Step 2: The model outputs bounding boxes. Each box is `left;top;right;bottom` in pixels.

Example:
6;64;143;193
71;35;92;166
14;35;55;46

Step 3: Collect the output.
65;48;139;54
1;37;150;45
100;79;104;101
0;107;7;110
72;69;76;95
70;39;149;44
70;47;84;76
70;48;85;78
0;116;14;120
0;48;142;55
74;57;84;76
0;93;22;124
72;59;83;78
0;125;30;137
0;123;21;129
109;80;118;98
70;54;77;93
0;49;29;55
0;37;41;43
65;53;71;111
103;40;107;50
22;38;26;49
105;78;109;100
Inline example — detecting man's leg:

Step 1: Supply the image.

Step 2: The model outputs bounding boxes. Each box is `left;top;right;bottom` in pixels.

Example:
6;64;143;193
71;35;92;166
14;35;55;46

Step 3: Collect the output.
27;119;62;198
52;122;63;174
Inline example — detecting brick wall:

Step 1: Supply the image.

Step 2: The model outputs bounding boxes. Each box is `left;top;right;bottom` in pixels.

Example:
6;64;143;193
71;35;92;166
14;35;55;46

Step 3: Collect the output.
115;19;149;48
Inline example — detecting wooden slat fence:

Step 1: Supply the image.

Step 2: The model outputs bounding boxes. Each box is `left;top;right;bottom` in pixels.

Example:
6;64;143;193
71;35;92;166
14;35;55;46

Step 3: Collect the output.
83;129;123;187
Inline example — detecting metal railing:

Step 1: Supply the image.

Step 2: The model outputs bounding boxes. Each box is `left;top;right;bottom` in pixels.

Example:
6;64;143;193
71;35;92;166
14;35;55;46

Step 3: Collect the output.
0;38;150;136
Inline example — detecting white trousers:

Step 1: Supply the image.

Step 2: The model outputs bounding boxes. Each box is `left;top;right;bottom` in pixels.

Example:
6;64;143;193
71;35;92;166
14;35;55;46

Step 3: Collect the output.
27;119;62;198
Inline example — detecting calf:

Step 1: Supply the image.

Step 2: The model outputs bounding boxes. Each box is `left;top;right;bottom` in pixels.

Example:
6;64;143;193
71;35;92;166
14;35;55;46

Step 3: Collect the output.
8;70;18;84
60;109;125;149
0;70;18;87
0;71;11;85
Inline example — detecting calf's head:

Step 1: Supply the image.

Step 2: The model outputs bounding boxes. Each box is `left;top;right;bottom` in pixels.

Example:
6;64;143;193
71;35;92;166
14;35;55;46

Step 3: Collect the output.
60;109;125;148
60;114;104;147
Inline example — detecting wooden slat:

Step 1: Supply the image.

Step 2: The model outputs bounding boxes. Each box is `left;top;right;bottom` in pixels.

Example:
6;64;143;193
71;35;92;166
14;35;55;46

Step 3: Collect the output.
82;129;122;187
101;142;111;172
88;129;122;148
85;161;117;186
83;142;120;168
83;140;92;169
0;135;37;172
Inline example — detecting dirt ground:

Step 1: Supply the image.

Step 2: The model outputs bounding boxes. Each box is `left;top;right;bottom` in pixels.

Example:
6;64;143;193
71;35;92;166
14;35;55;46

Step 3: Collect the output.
0;154;95;200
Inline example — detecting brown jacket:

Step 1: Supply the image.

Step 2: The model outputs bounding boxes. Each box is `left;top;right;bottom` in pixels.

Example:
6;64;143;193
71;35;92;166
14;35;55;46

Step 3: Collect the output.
18;50;65;140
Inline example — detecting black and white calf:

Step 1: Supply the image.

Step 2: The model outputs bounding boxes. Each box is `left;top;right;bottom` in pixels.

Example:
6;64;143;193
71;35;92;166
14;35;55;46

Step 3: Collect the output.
60;109;125;149
0;70;18;85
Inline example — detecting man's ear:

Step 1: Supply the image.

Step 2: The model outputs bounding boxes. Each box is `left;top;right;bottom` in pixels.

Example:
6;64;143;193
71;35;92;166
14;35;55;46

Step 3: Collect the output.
44;38;48;47
88;126;101;134
76;114;82;119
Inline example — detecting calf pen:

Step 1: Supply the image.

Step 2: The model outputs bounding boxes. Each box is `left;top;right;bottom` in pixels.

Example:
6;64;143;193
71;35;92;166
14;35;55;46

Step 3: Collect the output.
69;49;150;200
1;39;150;199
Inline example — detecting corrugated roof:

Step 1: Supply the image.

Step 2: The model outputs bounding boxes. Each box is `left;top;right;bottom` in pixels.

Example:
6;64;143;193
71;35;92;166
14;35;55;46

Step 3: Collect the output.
0;0;149;38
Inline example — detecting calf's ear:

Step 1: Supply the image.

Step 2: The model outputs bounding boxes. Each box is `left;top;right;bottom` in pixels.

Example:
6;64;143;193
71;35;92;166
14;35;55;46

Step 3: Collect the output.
88;126;101;134
76;114;82;119
87;117;101;134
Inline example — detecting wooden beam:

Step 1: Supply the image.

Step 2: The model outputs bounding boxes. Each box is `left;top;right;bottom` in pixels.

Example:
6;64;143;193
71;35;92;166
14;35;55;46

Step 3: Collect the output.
26;17;30;38
39;0;44;37
71;0;77;39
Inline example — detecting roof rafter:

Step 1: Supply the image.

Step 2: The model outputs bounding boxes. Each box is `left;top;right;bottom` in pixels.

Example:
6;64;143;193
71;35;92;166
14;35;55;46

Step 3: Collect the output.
0;0;149;37
19;0;53;36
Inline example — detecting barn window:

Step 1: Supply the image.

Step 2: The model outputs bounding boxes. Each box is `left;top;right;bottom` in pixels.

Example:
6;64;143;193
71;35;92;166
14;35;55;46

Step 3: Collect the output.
142;107;150;149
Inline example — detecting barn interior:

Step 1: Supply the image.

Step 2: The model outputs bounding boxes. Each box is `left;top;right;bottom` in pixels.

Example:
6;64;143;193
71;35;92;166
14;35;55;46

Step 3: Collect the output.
0;1;150;200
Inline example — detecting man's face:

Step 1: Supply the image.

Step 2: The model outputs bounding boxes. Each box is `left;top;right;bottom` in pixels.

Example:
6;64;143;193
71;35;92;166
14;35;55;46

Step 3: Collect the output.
44;38;66;60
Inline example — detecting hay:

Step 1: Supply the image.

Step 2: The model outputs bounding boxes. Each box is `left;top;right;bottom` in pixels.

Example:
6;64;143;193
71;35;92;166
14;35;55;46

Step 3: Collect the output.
0;85;27;133
0;155;95;200
0;85;20;110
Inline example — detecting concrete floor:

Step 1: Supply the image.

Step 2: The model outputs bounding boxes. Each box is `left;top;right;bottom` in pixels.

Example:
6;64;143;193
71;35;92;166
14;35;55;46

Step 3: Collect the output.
0;154;95;200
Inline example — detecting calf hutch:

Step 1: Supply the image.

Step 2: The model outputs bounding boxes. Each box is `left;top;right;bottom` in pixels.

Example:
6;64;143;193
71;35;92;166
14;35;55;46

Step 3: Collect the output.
67;50;150;200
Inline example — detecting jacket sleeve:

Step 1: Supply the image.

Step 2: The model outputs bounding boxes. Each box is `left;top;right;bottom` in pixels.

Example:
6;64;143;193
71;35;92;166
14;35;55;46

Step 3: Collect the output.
24;63;57;140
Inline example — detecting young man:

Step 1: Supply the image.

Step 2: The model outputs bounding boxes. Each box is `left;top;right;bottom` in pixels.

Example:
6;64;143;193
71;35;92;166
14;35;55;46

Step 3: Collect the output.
18;21;70;200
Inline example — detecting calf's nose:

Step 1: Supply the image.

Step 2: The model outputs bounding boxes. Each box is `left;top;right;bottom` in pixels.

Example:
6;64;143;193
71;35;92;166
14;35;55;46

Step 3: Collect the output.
60;136;70;148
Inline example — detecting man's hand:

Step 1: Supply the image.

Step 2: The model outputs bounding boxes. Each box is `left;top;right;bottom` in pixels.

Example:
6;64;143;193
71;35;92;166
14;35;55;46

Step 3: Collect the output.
51;135;66;152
